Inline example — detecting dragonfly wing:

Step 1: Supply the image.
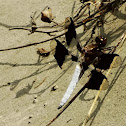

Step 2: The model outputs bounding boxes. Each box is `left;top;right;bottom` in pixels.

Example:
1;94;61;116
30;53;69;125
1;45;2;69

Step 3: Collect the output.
111;55;122;68
50;39;69;68
85;70;109;90
95;54;122;70
58;64;82;109
50;39;57;55
65;17;76;46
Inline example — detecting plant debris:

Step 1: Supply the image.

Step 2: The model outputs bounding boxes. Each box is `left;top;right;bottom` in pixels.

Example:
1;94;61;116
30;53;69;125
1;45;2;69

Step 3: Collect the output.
41;7;54;23
37;48;50;56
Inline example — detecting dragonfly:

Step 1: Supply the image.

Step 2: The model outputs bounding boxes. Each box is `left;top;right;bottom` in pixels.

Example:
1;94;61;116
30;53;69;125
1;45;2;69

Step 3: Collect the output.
46;17;122;126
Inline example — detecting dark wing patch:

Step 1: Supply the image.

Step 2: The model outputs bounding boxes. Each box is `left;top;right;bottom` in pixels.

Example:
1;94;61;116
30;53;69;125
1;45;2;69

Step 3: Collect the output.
85;70;108;90
50;39;69;68
71;55;78;62
77;42;83;53
95;54;121;70
65;17;76;46
79;62;89;79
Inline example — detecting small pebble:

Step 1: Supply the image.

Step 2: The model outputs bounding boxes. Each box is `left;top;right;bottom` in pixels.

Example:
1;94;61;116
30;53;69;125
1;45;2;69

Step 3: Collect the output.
51;85;58;91
7;82;11;85
44;103;47;108
28;121;31;124
33;99;38;104
34;95;38;99
29;115;33;119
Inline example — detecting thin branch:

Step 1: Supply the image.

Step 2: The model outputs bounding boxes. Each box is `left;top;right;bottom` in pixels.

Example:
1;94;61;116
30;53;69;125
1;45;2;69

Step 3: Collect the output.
0;32;65;51
71;1;76;18
0;15;100;52
9;27;60;34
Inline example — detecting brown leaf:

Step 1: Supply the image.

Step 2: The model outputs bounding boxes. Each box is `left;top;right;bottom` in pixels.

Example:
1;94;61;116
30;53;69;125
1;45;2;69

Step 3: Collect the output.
37;48;50;56
41;7;54;23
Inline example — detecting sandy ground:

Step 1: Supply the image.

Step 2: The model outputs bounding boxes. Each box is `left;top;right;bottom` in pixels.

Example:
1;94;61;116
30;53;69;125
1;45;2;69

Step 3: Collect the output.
0;0;126;126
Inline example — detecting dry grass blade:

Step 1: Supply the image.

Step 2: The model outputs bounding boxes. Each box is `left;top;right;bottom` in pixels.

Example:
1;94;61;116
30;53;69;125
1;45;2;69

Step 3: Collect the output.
34;77;47;89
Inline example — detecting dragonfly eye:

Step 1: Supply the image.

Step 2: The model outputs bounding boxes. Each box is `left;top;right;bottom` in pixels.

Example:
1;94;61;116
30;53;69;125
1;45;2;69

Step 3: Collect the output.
95;36;107;47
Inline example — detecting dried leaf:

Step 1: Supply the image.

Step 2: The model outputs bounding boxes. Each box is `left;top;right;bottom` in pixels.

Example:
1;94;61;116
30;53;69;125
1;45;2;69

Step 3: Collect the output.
37;48;50;56
41;7;54;23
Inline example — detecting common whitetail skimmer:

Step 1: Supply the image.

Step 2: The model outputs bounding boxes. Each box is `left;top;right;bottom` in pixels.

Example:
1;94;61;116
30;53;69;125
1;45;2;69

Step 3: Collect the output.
45;17;122;126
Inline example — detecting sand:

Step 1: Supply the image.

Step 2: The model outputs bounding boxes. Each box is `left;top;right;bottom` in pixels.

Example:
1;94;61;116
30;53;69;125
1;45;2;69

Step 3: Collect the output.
0;0;126;126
